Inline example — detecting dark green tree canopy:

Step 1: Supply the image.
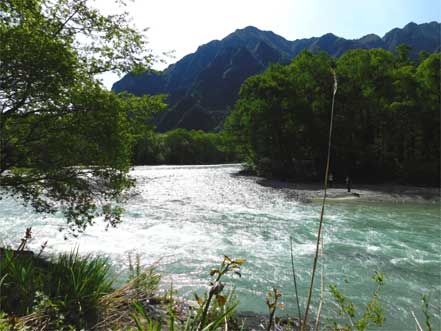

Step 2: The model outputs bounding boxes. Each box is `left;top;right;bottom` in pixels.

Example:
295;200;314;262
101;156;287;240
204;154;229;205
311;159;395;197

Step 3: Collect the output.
225;49;440;184
0;0;166;231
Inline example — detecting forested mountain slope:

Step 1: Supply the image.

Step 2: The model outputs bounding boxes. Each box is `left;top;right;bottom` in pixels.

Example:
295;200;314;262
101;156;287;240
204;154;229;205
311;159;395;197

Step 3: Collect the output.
113;22;440;132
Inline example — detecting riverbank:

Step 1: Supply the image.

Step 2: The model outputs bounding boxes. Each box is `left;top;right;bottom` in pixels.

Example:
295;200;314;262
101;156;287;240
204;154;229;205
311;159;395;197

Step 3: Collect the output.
255;179;440;204
1;246;299;331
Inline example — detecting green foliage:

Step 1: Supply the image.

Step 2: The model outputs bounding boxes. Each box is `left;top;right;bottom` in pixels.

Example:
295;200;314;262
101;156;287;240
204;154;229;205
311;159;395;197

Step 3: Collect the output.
0;309;25;331
130;302;162;331
0;0;166;230
0;249;43;315
128;256;242;331
225;49;440;184
0;311;11;331
266;288;284;331
328;272;385;331
45;250;114;328
31;291;75;330
178;256;242;331
195;256;243;330
128;253;161;297
421;293;433;331
0;249;113;329
133;129;239;165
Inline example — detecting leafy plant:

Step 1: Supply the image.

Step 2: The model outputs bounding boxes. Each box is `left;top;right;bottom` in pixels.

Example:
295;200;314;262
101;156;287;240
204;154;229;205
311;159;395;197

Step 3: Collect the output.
328;272;385;331
0;311;13;331
28;291;73;330
421;293;433;331
45;249;114;328
127;256;242;331
128;253;161;297
197;256;244;328
0;249;44;315
266;288;284;331
130;302;162;331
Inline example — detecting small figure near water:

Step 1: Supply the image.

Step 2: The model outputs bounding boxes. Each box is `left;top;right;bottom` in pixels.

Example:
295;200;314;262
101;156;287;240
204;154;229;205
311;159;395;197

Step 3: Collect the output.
328;173;334;187
345;176;351;192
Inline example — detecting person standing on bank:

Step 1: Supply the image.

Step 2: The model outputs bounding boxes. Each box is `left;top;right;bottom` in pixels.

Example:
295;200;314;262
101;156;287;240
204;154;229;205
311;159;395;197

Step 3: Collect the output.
328;173;334;188
345;176;351;192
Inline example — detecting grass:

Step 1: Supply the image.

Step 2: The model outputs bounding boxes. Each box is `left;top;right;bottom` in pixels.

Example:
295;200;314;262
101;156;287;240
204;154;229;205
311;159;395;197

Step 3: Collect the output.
45;250;114;327
0;249;45;315
0;248;114;329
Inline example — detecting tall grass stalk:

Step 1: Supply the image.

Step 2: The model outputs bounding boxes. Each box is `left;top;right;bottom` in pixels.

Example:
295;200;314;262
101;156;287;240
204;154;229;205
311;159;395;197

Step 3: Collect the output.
411;311;424;331
48;249;114;327
302;68;337;330
290;236;302;323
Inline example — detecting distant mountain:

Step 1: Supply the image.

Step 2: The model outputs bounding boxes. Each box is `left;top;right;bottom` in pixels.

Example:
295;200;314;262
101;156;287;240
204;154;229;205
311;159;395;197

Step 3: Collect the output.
113;21;441;132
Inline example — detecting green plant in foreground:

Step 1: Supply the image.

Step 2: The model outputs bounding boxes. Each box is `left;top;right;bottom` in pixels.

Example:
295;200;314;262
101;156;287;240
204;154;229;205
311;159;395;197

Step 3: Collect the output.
197;256;244;329
329;272;385;331
421;293;433;331
266;288;284;331
45;250;114;328
130;256;243;331
0;249;44;315
130;302;162;331
29;291;76;330
0;311;12;331
180;256;241;331
128;253;161;297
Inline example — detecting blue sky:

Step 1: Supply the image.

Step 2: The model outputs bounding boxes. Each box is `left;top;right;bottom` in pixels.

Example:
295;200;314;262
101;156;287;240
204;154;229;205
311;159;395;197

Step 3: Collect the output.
95;0;440;88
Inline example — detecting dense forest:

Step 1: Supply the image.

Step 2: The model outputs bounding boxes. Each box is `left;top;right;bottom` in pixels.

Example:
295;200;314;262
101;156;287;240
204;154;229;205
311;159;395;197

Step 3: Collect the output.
223;48;440;185
133;129;237;165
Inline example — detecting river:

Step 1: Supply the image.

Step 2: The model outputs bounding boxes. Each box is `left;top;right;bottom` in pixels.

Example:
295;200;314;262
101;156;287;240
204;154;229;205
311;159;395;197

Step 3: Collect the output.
0;164;439;330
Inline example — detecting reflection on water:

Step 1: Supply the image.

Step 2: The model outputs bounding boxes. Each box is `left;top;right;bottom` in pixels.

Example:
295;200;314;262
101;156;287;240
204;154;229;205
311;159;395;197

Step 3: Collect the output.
0;164;439;330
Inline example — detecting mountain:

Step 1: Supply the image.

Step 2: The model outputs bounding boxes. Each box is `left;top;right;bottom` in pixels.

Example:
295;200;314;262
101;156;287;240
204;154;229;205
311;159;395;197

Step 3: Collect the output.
112;22;441;132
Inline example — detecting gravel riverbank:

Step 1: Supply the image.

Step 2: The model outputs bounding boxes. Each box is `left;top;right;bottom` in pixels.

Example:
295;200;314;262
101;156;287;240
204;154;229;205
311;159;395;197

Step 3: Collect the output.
255;179;440;204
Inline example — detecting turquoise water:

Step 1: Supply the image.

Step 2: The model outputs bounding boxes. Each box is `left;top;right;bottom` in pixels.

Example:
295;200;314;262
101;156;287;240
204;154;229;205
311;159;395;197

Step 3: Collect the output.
0;165;439;330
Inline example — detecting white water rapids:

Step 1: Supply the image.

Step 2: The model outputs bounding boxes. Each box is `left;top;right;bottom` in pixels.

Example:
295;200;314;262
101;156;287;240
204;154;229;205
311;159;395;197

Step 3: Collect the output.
0;164;439;330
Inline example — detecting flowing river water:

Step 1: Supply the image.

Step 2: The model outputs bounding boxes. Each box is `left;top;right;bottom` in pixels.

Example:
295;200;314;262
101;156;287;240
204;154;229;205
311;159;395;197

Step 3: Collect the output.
0;164;440;330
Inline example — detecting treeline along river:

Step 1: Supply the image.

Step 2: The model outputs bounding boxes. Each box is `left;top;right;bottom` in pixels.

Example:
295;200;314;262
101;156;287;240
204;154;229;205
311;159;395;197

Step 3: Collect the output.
0;165;439;330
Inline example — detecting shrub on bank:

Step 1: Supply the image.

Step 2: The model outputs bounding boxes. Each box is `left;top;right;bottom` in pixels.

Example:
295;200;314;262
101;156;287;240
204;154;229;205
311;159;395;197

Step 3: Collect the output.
0;249;113;329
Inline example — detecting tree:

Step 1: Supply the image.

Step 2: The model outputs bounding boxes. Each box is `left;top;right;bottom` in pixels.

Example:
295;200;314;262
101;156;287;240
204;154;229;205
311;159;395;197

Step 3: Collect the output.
335;48;395;178
225;51;333;179
0;0;166;232
395;44;412;64
224;48;440;184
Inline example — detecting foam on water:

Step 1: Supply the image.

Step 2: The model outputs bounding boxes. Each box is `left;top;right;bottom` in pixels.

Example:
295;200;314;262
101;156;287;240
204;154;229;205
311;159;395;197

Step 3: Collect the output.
0;164;440;330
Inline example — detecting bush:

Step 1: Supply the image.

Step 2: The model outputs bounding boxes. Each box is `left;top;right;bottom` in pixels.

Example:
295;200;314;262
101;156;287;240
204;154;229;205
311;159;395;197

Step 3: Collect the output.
45;250;114;327
0;249;44;315
0;249;114;329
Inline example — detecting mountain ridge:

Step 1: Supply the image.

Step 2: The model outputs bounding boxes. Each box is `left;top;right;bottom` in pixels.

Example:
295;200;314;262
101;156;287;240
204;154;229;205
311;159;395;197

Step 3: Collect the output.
113;21;441;132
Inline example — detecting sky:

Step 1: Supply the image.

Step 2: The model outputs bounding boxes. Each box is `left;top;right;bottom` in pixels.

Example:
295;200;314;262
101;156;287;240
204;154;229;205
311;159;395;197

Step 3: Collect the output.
95;0;441;89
